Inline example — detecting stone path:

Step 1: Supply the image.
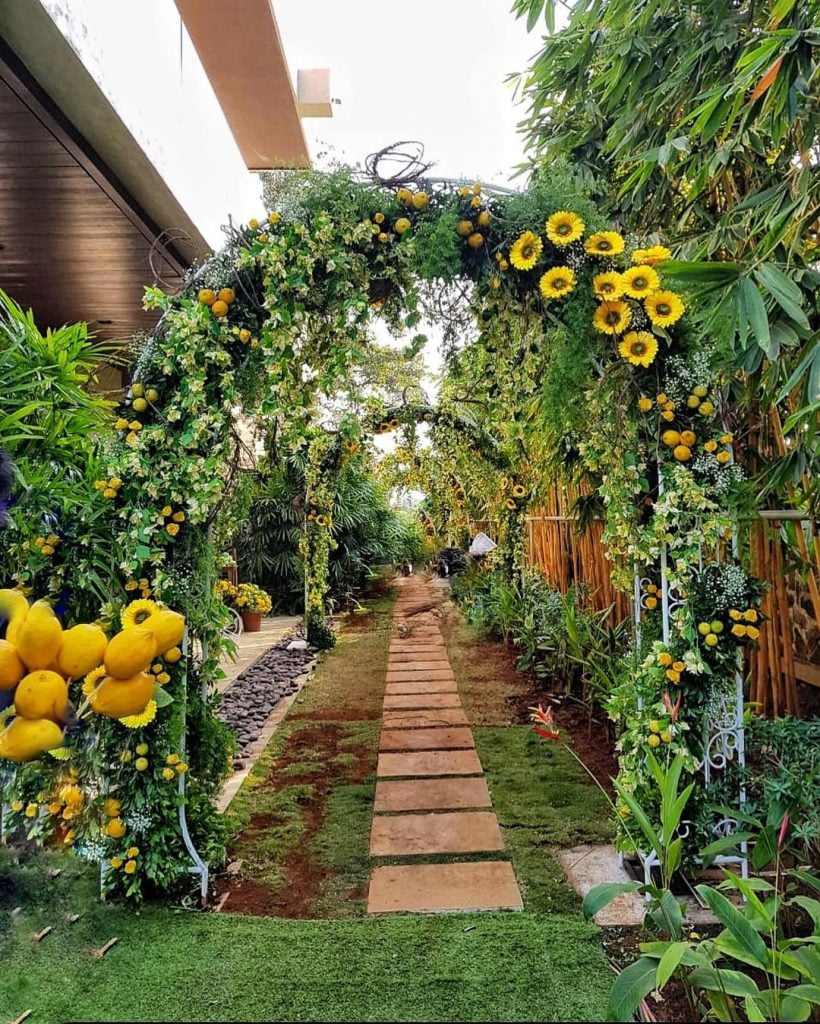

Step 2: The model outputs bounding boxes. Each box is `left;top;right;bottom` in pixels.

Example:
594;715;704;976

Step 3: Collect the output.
367;576;523;915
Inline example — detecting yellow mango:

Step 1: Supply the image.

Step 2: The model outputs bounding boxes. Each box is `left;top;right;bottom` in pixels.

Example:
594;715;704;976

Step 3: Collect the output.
15;599;63;670
0;716;64;762
0;589;30;647
104;626;157;679
90;672;155;719
14;670;69;722
143;610;185;655
57;623;108;679
0;639;25;691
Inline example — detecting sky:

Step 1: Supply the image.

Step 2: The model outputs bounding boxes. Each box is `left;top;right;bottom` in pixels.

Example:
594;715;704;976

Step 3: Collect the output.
274;0;550;410
274;0;541;186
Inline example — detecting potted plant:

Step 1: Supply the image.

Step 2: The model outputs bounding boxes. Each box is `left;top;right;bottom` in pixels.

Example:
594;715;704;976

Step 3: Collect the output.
233;583;272;633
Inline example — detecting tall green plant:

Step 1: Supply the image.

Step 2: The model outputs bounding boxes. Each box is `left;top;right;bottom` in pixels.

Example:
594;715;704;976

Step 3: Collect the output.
0;291;119;620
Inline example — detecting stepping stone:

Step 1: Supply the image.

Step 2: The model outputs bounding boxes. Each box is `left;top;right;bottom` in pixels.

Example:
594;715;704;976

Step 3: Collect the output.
385;679;458;695
368;861;523;914
377;749;483;778
383;693;463;710
389;645;446;655
374;776;491;813
370;810;504;857
379;727;475;752
382;708;469;728
386;669;455;683
387;658;451;671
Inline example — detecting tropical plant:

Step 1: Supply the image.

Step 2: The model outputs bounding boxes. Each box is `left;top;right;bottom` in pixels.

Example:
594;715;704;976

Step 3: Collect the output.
0;290;120;621
513;0;820;509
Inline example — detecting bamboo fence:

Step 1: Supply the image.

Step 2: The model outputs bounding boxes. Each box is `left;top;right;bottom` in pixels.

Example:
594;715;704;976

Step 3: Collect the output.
471;483;819;718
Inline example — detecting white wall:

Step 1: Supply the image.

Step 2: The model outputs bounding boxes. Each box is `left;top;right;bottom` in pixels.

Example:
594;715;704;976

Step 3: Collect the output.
41;0;265;247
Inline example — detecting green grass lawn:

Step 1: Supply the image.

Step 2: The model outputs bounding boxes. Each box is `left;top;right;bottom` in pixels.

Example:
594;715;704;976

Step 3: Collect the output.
1;874;609;1022
1;586;615;1022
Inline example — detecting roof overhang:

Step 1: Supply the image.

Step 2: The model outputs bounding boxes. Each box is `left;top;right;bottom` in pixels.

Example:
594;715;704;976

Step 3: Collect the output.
0;0;209;265
174;0;311;171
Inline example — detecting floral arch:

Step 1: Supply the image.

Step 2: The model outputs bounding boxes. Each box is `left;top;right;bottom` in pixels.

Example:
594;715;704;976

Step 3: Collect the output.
0;154;757;898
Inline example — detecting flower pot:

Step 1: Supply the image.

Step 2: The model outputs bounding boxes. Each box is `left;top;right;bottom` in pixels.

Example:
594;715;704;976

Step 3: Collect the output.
241;610;262;633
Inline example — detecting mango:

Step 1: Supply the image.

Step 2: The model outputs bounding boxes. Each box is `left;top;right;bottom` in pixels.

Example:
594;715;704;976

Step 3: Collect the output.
104;625;157;679
57;623;108;679
0;639;25;691
143;610;185;655
90;672;155;719
14;670;69;722
15;600;63;670
0;716;64;762
0;589;30;647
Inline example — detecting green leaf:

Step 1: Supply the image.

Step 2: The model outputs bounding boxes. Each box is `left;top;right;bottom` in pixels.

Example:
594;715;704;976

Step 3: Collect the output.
582;881;642;920
656;942;690;989
609;957;658;1022
689;966;761;998
740;278;775;359
695;884;769;968
754;264;809;328
153;685;175;708
787;985;820;1006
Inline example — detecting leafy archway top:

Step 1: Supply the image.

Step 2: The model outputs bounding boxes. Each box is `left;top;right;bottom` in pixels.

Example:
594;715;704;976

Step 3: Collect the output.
105;160;692;650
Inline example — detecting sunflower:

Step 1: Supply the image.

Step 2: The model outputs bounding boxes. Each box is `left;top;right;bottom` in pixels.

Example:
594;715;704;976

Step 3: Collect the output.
546;211;585;246
592;272;624;299
509;231;543;271
539;266;576;299
82;665;106;697
504;498;517;510
631;245;671;266
644;290;685;327
119;699;158;730
592;300;631;335
121;598;159;629
585;231;625;257
512;484;527;498
618;331;659;368
621;264;660;298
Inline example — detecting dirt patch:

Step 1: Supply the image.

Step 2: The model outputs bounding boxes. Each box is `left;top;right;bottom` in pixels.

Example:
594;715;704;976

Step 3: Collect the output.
216;723;373;917
551;700;618;796
601;927;696;1022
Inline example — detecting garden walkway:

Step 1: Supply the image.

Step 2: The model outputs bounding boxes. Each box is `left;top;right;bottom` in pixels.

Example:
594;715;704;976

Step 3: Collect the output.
367;576;523;914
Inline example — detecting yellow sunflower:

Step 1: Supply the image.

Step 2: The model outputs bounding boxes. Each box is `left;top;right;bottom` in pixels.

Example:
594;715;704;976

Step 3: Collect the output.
644;290;685;327
509;231;543;271
121;598;159;629
504;498;517;510
82;665;106;697
585;231;625;257
618;331;659;367
592;300;631;335
592;272;624;299
539;266;576;299
621;265;660;298
512;484;528;498
632;245;671;266
545;211;585;246
119;699;158;729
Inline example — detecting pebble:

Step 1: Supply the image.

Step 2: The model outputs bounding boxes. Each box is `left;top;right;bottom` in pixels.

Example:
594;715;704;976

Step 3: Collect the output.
217;630;314;755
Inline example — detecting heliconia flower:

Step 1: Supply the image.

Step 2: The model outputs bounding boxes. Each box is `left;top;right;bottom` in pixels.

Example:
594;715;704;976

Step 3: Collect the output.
777;814;790;851
529;704;560;741
662;691;681;722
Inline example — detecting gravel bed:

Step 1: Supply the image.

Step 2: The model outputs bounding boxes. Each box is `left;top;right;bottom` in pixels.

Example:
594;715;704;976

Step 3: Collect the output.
218;632;315;764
